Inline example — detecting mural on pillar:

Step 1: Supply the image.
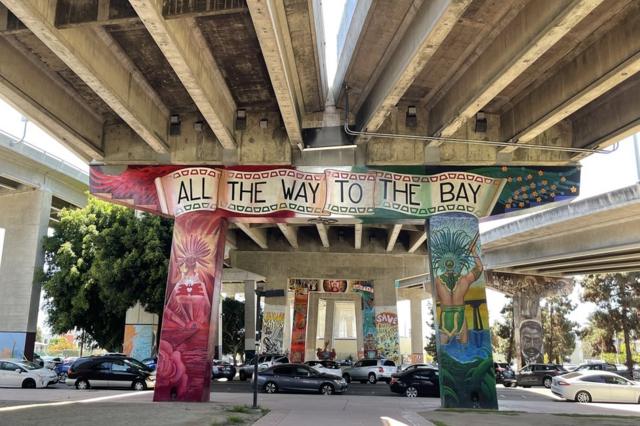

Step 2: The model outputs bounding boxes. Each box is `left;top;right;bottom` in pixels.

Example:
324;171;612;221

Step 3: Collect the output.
428;213;497;409
261;306;286;354
290;290;310;363
0;332;26;359
374;307;400;362
123;324;156;361
351;280;376;359
154;212;226;402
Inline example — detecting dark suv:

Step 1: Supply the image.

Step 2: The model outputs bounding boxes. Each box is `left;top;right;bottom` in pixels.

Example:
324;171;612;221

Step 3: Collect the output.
494;362;516;387
65;356;155;390
516;363;566;388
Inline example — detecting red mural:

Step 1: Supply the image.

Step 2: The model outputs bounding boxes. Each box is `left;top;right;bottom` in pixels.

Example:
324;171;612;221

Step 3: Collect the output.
290;293;308;363
153;211;227;402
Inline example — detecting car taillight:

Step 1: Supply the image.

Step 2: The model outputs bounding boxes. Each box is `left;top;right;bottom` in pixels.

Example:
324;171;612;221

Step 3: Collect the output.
557;380;570;386
390;377;398;385
378;367;384;373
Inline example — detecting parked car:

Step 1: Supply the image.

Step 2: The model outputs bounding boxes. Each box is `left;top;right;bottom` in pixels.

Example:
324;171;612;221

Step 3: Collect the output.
494;362;517;387
341;359;397;384
574;362;633;379
397;363;433;373
65;356;155;390
212;360;236;380
239;354;289;381
304;360;343;376
54;357;77;383
516;363;567;388
551;371;640;403
141;357;157;371
389;367;440;398
256;363;347;395
32;353;44;368
0;359;58;388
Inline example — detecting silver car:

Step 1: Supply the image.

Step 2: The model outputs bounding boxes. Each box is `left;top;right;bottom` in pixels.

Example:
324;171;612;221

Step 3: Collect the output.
551;371;640;403
239;354;289;380
257;364;347;395
341;359;397;384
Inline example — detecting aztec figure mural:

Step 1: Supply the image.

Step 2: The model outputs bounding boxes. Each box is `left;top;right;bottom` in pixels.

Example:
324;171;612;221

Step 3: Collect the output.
427;213;497;409
90;164;579;406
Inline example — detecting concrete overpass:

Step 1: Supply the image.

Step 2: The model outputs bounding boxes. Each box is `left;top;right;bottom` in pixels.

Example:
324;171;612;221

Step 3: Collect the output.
0;0;637;168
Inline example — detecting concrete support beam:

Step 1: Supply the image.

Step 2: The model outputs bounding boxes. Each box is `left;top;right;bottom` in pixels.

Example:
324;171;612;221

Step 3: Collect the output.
316;223;329;248
3;0;169;154
277;223;298;248
408;231;427;253
386;224;402;252
410;295;424;363
323;299;335;349
236;223;268;249
53;0;139;28
354;224;363;250
429;0;603;139
247;0;303;149
500;5;640;150
129;0;237;150
244;279;257;358
356;0;470;135
0;36;103;161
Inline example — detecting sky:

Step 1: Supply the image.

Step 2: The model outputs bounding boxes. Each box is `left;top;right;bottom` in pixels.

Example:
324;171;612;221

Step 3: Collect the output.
1;1;639;340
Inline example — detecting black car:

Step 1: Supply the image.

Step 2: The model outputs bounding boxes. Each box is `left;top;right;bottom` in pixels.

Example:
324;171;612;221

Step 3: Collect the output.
516;363;566;388
256;364;348;395
494;362;516;387
212;360;236;380
65;356;155;390
389;367;440;398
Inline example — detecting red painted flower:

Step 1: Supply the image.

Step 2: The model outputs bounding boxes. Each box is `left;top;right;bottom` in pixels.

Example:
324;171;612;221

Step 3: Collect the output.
157;340;189;397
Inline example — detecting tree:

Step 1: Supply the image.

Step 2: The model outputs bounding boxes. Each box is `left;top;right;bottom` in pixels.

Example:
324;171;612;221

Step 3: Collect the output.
541;296;577;364
580;310;616;358
424;300;437;361
47;335;76;354
40;197;173;351
493;298;515;363
222;298;245;364
582;273;640;372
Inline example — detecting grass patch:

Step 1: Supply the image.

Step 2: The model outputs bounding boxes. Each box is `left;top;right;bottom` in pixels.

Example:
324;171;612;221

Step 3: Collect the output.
553;413;640;420
431;421;449;426
261;407;271;416
226;405;250;414
227;416;244;424
435;408;522;416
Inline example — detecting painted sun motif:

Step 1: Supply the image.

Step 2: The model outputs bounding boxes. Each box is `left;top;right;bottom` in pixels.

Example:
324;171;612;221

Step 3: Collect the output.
176;235;212;274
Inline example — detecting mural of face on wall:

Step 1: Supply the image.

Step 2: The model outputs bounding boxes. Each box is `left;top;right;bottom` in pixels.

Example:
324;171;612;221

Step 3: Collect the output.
322;279;347;293
520;319;544;364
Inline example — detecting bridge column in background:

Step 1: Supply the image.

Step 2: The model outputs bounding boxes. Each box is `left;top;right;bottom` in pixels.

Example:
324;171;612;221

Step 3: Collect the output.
153;211;227;402
0;189;52;362
123;303;159;361
410;294;425;364
426;213;498;409
513;288;544;370
243;279;256;361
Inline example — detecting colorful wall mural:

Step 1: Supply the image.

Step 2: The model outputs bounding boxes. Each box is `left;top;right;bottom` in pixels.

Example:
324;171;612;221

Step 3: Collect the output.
374;306;400;362
153;212;226;402
123;324;155;361
290;293;309;363
427;213;497;409
261;306;286;354
0;332;26;359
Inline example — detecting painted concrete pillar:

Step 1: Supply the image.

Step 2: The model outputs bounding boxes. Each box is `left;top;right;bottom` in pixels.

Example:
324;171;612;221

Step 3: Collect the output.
123;303;158;360
324;299;336;350
153;212;227;402
426;213;498;409
513;290;543;370
290;290;309;363
0;189;51;361
243;279;256;361
410;296;424;363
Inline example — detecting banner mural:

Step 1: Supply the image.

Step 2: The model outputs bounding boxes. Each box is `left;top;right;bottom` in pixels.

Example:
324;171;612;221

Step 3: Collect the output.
290;292;309;363
261;306;286;354
153;212;226;402
375;306;400;362
123;324;155;361
427;213;497;409
0;332;26;359
90;165;580;220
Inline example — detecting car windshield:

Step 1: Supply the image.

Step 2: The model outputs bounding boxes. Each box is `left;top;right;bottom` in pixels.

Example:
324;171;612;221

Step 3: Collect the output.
17;361;40;370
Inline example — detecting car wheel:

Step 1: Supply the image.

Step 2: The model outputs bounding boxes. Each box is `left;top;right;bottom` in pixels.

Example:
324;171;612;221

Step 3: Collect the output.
543;377;552;388
368;373;377;384
504;383;511;388
342;374;351;384
405;386;418;398
264;381;278;394
76;379;90;390
575;391;591;403
133;380;147;391
58;373;67;383
21;378;36;389
227;375;233;381
522;385;531;388
239;371;246;381
320;384;334;395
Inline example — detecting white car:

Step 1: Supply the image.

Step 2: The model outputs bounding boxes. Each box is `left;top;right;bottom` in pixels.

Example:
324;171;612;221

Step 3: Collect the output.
304;360;343;377
551;371;640;403
0;359;58;388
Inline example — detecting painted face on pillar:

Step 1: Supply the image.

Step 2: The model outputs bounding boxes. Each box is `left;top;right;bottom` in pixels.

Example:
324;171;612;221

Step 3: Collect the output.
520;320;543;363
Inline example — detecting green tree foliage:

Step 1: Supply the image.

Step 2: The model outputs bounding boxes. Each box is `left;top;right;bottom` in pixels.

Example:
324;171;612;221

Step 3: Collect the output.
41;197;173;351
580;310;616;357
222;298;245;364
492;298;515;363
582;273;640;372
423;300;437;361
541;296;577;364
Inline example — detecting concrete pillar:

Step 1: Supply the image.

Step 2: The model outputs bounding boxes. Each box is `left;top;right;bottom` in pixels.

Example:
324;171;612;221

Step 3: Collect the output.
0;189;51;361
513;290;543;369
410;296;424;363
323;299;336;350
305;293;319;361
154;212;227;403
426;213;498;409
243;279;256;361
123;303;159;360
